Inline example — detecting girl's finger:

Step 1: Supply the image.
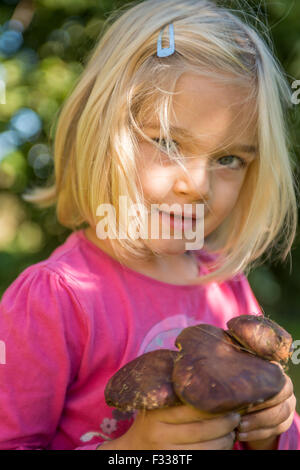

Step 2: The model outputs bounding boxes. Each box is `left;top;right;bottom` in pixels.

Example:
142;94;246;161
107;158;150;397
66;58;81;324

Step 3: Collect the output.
149;403;237;425
244;374;294;413
238;394;296;432
165;432;236;450
158;415;240;445
237;412;295;442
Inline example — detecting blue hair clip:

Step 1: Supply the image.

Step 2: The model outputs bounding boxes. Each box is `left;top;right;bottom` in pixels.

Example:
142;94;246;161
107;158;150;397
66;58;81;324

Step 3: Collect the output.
157;23;175;58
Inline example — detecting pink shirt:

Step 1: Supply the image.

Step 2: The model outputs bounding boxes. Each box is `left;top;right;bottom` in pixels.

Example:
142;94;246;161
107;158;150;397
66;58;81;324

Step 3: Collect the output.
0;229;299;450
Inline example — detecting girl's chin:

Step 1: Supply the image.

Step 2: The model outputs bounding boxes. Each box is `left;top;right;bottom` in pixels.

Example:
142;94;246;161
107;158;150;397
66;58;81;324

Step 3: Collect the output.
145;238;194;256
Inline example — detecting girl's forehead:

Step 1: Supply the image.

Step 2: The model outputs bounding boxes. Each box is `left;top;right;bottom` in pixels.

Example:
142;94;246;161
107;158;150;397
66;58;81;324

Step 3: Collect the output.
141;74;257;149
171;73;255;114
174;72;248;92
141;72;256;125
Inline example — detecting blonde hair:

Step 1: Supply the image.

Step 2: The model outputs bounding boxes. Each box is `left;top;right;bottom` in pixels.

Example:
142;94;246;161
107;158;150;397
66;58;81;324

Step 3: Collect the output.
22;0;299;284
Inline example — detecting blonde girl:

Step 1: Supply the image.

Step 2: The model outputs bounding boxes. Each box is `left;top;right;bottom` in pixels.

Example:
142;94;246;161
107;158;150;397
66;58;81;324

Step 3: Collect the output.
0;0;299;450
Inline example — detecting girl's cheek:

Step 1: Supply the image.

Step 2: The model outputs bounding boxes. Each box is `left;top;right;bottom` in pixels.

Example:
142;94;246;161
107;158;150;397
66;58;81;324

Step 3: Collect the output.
215;170;247;194
141;176;174;201
138;163;175;193
212;178;241;209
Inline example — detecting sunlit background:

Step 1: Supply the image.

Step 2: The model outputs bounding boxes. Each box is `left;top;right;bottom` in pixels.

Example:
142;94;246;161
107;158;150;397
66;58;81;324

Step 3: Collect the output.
0;0;300;411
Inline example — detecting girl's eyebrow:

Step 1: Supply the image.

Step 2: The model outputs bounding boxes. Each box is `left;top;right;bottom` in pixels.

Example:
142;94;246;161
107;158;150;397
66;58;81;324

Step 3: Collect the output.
229;144;258;154
143;125;258;154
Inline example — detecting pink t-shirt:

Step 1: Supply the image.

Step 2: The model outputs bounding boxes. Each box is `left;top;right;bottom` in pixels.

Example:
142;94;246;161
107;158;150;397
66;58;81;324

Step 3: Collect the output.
0;229;299;450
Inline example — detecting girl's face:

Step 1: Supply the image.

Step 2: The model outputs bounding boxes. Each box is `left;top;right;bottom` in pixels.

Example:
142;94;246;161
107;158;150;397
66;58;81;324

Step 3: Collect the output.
135;73;258;256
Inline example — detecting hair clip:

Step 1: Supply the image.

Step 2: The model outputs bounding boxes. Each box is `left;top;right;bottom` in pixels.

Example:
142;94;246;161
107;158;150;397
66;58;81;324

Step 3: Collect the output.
157;23;175;58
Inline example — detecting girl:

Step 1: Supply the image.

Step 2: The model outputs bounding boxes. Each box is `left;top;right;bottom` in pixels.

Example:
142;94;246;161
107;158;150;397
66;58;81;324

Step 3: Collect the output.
0;0;299;450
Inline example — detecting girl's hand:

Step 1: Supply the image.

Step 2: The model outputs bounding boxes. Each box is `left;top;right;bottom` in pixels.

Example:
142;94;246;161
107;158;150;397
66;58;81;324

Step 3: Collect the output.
236;369;296;450
100;404;241;450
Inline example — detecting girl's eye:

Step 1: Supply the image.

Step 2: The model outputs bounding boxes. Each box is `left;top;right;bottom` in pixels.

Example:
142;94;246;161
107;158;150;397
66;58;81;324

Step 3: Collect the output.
152;138;179;152
216;155;247;170
151;139;248;170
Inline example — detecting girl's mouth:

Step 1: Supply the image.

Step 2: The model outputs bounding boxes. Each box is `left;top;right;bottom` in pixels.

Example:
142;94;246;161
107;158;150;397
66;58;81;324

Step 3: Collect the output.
157;209;198;231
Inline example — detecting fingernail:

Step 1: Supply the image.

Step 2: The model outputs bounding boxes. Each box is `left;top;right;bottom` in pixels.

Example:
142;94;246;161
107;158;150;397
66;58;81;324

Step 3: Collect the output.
239;419;249;431
238;432;248;440
231;412;241;421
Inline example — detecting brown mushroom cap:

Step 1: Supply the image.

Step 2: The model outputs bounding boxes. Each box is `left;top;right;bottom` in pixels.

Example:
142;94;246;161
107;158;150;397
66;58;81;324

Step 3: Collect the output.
173;324;286;414
226;315;293;364
105;317;291;415
104;349;181;412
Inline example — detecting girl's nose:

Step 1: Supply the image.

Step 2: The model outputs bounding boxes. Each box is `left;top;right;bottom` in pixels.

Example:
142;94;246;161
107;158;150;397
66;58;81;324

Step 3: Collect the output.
172;160;211;199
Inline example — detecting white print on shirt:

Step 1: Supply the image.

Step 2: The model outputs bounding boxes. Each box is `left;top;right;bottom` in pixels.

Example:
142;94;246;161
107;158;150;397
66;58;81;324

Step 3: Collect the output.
80;417;118;443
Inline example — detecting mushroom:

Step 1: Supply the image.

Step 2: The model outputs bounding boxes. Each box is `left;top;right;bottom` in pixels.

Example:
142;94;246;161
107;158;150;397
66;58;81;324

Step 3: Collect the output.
105;315;292;416
105;349;182;412
226;314;293;364
173;323;287;415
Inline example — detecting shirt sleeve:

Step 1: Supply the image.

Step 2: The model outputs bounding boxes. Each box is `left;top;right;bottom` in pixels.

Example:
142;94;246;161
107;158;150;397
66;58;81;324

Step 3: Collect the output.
0;265;93;450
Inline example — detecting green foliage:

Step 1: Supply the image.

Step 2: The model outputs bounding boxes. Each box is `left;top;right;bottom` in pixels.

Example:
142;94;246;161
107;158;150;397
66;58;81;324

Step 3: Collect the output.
0;0;300;410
